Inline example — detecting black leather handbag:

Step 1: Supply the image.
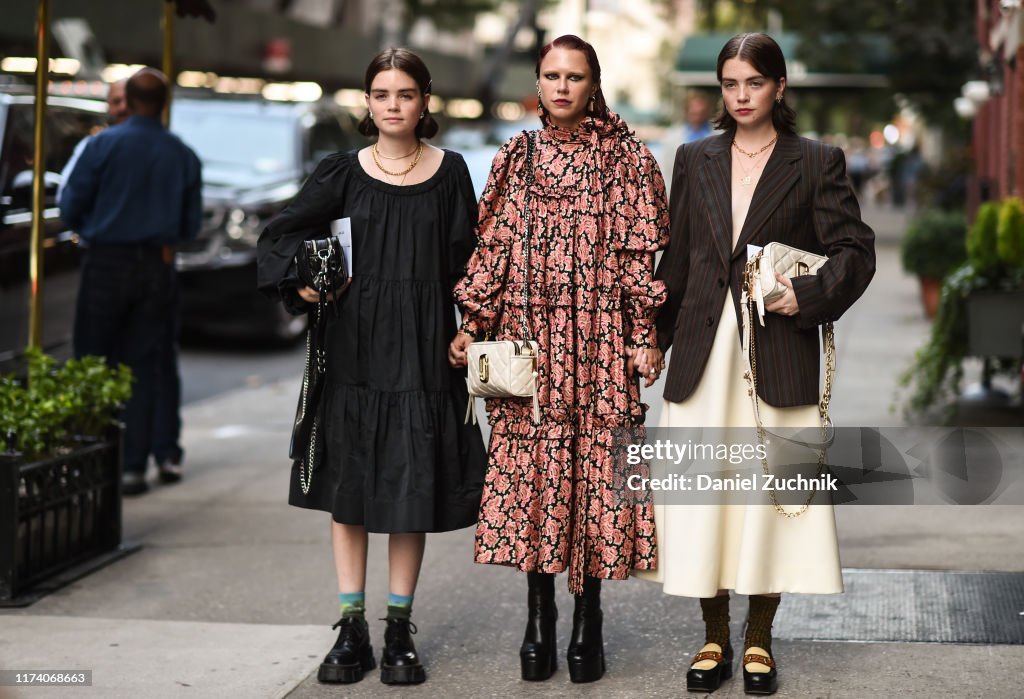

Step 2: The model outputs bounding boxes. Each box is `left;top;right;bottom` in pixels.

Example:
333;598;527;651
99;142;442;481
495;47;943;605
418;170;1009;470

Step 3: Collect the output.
295;237;348;296
289;236;349;495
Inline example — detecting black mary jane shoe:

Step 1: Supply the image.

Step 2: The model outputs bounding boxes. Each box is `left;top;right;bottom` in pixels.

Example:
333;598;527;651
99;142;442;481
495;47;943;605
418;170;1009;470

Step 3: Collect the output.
318;616;376;684
686;642;734;693
520;573;558;681
742;651;778;696
380;617;426;685
566;577;605;683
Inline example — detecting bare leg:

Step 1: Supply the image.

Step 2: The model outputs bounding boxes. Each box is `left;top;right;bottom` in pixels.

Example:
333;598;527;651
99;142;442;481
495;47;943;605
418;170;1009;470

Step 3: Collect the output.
387;533;426;597
332;521;368;593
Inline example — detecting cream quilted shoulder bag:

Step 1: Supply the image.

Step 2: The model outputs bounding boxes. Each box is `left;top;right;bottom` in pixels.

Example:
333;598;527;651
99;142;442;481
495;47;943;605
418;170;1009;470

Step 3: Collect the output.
464;131;541;425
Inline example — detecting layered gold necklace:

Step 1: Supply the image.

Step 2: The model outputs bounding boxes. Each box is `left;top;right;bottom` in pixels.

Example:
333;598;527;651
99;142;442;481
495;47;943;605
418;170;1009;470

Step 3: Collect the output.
372;142;424;185
732;134;778;186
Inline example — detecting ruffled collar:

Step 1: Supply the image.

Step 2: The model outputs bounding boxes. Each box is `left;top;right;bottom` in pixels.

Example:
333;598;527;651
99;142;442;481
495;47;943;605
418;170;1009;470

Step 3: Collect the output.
539;110;632;144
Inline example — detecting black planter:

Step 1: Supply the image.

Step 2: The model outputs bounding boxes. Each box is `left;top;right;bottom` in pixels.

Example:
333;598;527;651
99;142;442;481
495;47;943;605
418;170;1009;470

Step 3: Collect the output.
0;426;135;605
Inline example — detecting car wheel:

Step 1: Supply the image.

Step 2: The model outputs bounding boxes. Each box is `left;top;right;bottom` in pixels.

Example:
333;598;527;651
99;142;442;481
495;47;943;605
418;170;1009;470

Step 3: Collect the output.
270;303;307;345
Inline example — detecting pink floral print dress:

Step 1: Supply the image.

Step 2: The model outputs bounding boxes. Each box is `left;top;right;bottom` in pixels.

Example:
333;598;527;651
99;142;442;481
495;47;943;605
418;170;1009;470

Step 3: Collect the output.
454;112;669;593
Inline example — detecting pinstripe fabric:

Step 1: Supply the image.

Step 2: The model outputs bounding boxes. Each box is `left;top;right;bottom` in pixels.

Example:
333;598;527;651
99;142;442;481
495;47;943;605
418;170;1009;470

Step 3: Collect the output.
655;131;876;407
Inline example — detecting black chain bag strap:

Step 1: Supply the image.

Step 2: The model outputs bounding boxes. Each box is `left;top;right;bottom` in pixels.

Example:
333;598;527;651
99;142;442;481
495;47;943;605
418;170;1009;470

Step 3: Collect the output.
290;236;348;494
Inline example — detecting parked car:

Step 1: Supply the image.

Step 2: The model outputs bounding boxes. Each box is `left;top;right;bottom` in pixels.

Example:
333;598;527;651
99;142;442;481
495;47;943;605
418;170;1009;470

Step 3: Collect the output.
170;97;365;342
0;88;107;375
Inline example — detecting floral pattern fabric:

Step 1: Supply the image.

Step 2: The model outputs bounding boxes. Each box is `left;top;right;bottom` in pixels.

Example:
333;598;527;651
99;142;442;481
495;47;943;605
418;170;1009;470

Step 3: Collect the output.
454;112;669;593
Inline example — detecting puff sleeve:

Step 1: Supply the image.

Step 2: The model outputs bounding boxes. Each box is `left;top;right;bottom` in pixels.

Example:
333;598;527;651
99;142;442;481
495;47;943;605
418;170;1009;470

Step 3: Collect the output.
610;141;670;347
256;152;351;312
452;134;527;338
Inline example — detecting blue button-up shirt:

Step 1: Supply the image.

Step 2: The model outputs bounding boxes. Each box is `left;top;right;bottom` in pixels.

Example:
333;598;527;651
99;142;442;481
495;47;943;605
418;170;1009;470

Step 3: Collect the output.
59;115;202;246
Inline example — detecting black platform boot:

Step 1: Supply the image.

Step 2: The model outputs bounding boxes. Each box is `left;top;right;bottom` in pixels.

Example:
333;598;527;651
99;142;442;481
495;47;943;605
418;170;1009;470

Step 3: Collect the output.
566;575;605;683
520;572;558;681
317;616;375;684
380;616;426;684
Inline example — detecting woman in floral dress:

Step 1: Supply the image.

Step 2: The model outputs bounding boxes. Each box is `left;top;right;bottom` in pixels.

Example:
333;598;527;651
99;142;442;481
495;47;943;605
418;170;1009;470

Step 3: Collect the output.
448;34;669;684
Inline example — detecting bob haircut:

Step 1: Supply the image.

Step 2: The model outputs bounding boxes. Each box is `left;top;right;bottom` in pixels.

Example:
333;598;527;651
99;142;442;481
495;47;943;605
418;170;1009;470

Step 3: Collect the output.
358;48;439;139
713;32;797;134
536;34;609;120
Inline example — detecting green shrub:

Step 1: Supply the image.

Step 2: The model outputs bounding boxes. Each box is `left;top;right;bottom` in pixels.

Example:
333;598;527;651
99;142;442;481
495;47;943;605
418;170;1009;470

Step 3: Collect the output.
0;348;133;460
996;197;1024;268
966;201;1001;272
900;209;967;279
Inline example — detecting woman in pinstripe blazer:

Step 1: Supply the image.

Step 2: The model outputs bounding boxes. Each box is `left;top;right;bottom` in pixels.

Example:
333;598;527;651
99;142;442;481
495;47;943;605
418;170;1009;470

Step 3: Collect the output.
635;34;875;695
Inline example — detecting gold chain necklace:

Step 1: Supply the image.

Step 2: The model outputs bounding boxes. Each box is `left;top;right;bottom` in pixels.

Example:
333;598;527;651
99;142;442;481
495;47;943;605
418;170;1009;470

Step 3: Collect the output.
375;145;420;160
733;146;772;186
732;134;778;159
372;142;423;177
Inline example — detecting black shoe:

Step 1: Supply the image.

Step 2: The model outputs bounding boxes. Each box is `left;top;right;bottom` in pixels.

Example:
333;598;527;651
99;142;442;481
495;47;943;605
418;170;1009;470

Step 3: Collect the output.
520;572;557;681
380;616;426;685
742;650;778;695
686;642;733;693
157;458;183;484
566;576;605;683
121;472;149;496
317;616;375;684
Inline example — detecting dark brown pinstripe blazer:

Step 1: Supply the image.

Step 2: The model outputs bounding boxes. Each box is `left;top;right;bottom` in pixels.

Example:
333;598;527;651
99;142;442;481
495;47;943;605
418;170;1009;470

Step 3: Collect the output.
655;130;876;407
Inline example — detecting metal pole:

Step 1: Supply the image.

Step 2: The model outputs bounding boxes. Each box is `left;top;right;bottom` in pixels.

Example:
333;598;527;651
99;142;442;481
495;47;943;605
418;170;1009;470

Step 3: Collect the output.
28;0;50;350
162;0;174;127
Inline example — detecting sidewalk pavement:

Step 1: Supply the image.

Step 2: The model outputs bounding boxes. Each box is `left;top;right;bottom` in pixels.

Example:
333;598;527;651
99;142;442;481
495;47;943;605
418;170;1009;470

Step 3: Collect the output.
2;205;1022;698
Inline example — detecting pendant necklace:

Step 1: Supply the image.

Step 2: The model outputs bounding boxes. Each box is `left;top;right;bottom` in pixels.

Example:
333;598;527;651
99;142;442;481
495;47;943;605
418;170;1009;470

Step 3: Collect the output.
732;137;776;186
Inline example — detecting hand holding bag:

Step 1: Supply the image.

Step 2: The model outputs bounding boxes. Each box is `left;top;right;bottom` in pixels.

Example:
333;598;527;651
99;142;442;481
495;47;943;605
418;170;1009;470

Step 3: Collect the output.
740;243;835;518
464;131;541;425
749;241;828;327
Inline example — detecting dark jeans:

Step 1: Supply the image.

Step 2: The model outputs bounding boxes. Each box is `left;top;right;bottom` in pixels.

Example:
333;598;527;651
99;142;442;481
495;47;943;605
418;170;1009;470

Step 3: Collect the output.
74;244;174;476
152;271;183;465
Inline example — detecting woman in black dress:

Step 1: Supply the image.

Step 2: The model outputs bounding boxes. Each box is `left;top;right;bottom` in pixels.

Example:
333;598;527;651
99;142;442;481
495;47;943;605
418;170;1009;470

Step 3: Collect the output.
256;48;486;687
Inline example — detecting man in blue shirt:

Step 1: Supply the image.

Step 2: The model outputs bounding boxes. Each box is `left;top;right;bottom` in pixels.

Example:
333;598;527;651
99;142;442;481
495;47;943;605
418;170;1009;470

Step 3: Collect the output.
60;67;201;495
682;92;714;144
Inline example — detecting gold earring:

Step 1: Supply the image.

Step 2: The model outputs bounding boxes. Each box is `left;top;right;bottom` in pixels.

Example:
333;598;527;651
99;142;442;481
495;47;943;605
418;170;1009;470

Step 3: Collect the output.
536;86;544;116
776;95;783;104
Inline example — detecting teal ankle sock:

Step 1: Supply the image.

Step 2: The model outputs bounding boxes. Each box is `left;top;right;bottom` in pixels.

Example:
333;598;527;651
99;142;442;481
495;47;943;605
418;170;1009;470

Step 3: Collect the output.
339;591;365;618
387;592;413;619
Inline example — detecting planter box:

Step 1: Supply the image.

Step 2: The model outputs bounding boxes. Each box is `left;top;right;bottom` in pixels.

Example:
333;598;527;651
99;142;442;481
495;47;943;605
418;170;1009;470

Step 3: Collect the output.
0;429;127;604
966;291;1024;359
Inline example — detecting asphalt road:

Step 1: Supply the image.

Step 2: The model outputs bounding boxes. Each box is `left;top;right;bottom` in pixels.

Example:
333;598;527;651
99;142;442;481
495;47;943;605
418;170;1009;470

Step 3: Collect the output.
179;334;304;406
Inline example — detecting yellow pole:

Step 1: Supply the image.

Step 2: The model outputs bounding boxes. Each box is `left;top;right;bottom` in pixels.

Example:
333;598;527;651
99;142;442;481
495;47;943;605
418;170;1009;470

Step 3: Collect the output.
162;0;174;127
28;0;50;350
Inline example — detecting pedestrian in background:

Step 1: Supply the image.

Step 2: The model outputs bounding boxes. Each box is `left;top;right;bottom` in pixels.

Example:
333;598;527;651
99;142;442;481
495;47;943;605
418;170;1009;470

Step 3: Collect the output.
59;68;201;496
59;77;186;488
638;33;875;695
256;48;486;687
682;90;715;143
448;34;669;684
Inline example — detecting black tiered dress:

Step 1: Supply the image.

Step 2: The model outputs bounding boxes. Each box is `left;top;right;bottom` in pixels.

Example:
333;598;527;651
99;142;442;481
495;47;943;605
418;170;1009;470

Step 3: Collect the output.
257;149;487;533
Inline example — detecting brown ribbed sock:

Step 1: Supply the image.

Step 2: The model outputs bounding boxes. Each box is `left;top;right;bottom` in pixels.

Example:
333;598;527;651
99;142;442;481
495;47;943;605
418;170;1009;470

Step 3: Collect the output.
745;594;781;654
699;593;730;647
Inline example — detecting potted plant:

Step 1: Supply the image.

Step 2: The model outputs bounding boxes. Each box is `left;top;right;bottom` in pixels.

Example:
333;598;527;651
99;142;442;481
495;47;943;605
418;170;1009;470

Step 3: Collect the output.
898;198;1024;420
1;348;133;604
899;208;968;318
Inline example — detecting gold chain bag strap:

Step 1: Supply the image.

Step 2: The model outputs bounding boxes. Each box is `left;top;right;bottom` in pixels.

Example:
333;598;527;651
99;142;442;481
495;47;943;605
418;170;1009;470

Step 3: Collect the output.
464;131;541;425
740;242;836;518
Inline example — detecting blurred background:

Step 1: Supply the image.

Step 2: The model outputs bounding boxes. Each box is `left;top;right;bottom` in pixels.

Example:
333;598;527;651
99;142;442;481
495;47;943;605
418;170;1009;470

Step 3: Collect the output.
1;0;1021;415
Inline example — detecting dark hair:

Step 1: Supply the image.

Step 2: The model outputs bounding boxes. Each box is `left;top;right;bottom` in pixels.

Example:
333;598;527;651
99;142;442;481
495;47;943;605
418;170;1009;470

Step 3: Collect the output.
713;32;796;134
358;48;439;139
125;67;168;113
536;34;609;120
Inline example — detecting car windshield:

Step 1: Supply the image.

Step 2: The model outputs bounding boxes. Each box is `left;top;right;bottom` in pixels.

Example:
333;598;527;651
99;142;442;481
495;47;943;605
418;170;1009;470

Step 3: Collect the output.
172;107;295;174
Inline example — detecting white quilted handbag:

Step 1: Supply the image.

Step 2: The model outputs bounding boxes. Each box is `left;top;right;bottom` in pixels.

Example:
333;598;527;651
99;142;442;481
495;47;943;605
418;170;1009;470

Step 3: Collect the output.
750;242;827;326
464;340;540;424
